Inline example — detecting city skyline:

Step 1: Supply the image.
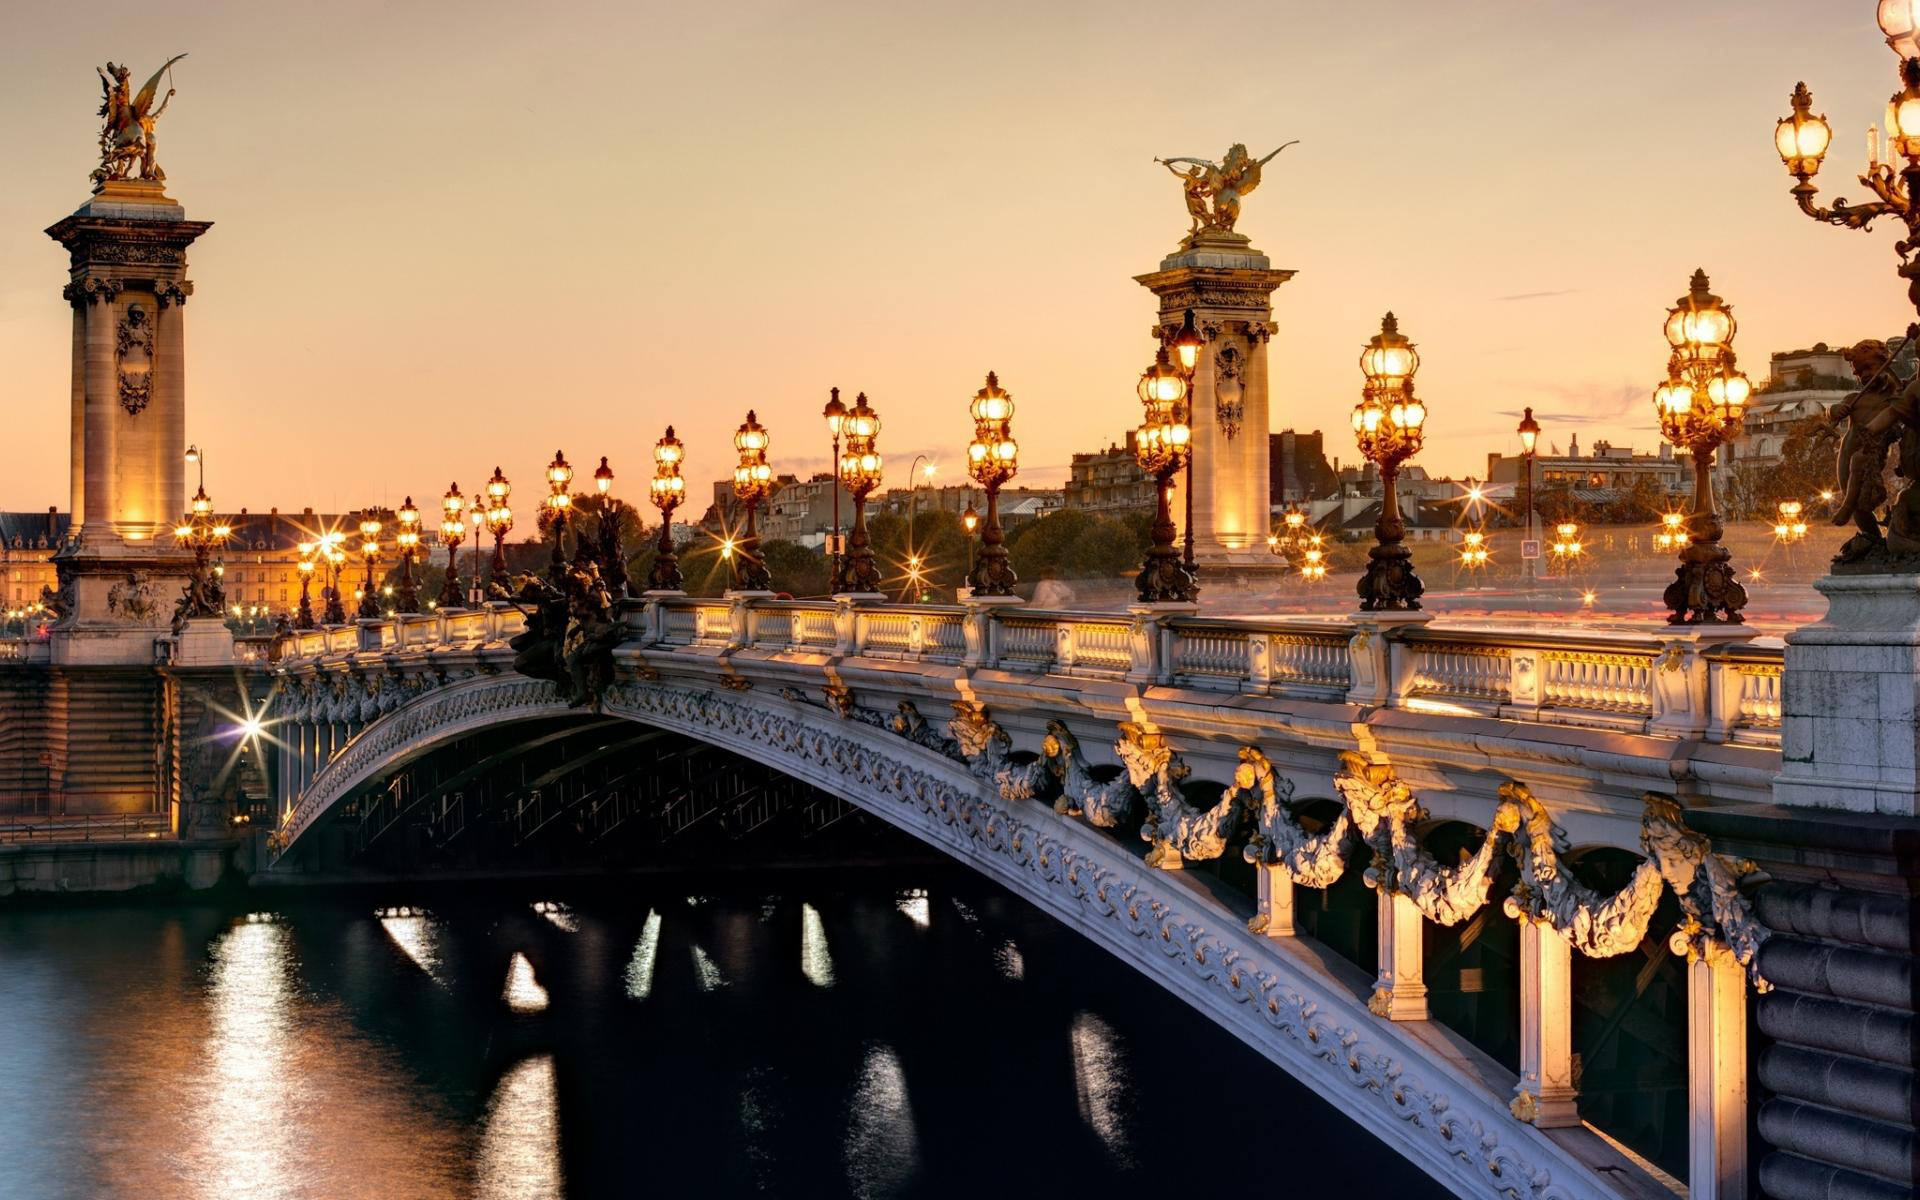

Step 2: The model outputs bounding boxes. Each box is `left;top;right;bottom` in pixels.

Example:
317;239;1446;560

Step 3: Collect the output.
0;1;1911;515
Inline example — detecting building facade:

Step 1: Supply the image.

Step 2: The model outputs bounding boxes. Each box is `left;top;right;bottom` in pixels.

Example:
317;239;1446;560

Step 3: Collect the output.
1065;432;1157;515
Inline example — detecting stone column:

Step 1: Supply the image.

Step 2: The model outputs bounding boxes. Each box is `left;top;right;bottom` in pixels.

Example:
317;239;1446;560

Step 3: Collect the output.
81;285;119;539
1254;863;1295;937
1512;921;1580;1127
1687;947;1748;1200
1370;890;1428;1021
45;181;212;665
1135;232;1295;574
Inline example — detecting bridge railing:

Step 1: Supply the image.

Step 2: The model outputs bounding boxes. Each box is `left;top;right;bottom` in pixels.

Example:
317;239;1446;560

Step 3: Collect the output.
0;637;52;665
269;597;1785;746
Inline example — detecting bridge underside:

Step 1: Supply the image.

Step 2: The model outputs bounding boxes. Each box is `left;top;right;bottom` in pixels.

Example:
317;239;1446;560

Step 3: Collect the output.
276;714;932;878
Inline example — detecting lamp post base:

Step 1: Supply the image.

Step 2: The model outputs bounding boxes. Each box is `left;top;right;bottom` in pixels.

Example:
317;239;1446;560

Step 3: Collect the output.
1357;542;1424;612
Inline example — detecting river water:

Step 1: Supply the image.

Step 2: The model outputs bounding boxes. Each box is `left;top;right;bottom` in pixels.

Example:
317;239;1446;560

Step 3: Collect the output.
0;869;1443;1199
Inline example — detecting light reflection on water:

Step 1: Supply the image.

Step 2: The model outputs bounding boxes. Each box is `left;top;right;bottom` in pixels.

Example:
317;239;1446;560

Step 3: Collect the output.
475;1055;563;1200
0;880;1448;1200
845;1042;917;1199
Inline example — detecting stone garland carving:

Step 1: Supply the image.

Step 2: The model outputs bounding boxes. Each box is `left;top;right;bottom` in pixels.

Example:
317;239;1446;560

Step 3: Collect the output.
1044;721;1141;828
1135;728;1236;868
1335;752;1514;927
1240;747;1349;888
888;701;959;760
264;658;1631;1197
1500;782;1664;959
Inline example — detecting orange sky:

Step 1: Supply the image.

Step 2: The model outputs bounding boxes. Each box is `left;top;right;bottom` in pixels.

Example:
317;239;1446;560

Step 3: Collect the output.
0;1;1913;515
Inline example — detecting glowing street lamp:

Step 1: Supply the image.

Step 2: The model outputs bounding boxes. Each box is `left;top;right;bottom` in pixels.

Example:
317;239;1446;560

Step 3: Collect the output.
1167;308;1207;575
834;392;885;596
1133;347;1196;603
393;496;422;614
823;387;848;582
1652;270;1751;625
1352;313;1428;611
965;371;1020;598
319;532;348;624
1300;533;1329;582
356;515;383;620
1459;529;1490;569
174;484;230;621
544;450;574;582
730;412;775;592
591;456;630;598
1775;499;1810;542
295;541;317;629
648;426;687;593
1653;511;1689;553
1550;521;1585;564
438;483;466;608
484;467;514;589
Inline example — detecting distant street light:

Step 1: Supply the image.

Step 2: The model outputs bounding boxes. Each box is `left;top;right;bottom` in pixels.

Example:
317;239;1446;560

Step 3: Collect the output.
822;388;848;582
394;496;421;614
834;393;885;596
356;515;383;620
648;427;687;593
1517;407;1541;580
730;413;774;592
1352;313;1427;611
438;484;465;608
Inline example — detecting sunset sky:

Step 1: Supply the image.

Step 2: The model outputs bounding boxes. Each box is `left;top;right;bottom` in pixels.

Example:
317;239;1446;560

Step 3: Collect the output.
0;1;1913;516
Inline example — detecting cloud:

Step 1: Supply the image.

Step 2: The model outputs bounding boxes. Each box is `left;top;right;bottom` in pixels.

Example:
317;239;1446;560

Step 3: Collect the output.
1494;289;1579;303
1492;383;1642;426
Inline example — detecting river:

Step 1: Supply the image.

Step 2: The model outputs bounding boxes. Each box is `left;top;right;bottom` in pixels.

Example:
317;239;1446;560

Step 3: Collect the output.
0;868;1444;1199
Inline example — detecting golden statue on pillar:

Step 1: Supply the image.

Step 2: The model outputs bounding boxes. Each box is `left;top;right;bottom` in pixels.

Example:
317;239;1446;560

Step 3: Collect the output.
91;55;186;186
1155;141;1297;242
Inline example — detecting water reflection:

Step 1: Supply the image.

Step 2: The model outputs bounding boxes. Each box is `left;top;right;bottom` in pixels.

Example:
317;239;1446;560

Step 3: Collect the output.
691;942;728;991
505;951;549;1013
801;902;836;987
896;889;931;927
377;911;443;983
476;1056;562;1200
845;1042;917;1199
1070;1011;1132;1166
0;879;1449;1199
196;920;305;1200
624;909;662;1000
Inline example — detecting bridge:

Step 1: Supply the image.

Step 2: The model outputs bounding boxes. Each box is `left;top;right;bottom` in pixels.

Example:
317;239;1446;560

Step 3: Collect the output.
222;593;1834;1200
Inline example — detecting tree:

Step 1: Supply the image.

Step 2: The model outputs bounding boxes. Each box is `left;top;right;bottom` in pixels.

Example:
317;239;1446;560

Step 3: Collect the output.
1006;509;1150;581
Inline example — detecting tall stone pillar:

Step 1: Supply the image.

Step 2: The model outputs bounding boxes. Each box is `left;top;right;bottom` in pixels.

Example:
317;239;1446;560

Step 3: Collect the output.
1136;229;1294;572
44;179;212;664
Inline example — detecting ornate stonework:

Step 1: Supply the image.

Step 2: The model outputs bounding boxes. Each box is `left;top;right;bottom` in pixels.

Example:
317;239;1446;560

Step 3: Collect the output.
270;667;1640;1200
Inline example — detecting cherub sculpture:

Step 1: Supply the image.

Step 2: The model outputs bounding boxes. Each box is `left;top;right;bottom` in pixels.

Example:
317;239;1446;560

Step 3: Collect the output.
1830;332;1920;565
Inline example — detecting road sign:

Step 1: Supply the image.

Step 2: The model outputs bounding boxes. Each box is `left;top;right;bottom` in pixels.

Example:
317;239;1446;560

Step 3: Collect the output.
1521;539;1541;560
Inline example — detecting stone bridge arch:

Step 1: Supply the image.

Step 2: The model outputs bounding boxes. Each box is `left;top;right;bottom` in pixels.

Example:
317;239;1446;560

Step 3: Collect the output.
270;669;1655;1200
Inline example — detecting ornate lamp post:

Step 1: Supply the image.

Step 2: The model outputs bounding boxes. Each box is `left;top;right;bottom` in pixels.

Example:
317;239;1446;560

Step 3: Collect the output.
965;371;1020;597
1133;348;1197;603
172;484;230;620
1773;8;1920;314
1517;407;1541;578
1652;270;1751;624
393;496;422;614
484;467;513;588
961;503;980;583
321;533;348;624
1167;309;1207;574
356;516;383;619
728;412;775;592
465;492;486;604
1352;313;1428;611
823;388;848;579
1267;505;1309;569
294;541;317;629
1776;499;1810;543
439;483;466;608
593;456;629;598
544;450;574;582
835;393;885;596
647;426;687;592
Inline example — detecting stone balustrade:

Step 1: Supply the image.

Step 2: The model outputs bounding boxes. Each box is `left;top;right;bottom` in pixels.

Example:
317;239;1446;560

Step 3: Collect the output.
262;597;1786;748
